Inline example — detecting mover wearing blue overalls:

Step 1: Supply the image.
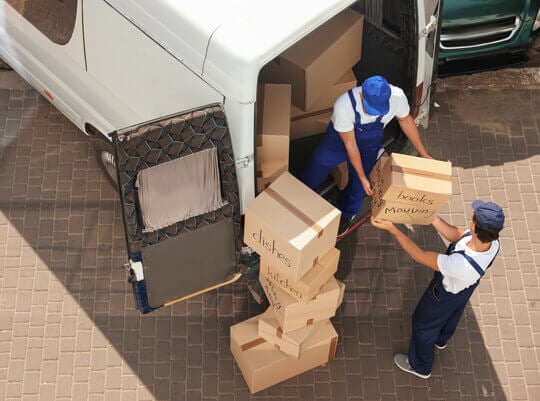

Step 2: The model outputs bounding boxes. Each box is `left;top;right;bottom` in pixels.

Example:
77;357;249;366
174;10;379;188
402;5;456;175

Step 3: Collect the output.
299;75;432;237
371;200;505;379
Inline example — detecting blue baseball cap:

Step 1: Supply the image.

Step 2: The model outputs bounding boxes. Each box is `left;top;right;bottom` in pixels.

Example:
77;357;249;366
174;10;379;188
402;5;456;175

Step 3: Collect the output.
472;200;505;230
361;75;391;116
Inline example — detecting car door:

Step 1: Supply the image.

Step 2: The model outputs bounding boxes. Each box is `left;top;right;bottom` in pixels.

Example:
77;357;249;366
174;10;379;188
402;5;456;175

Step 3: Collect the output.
111;104;242;313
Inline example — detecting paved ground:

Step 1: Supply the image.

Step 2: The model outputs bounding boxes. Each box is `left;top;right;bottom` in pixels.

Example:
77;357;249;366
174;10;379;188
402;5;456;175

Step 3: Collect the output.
0;68;539;401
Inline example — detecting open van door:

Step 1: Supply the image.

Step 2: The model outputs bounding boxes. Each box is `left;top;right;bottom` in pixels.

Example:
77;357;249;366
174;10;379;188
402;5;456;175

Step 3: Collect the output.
111;105;242;313
414;0;441;128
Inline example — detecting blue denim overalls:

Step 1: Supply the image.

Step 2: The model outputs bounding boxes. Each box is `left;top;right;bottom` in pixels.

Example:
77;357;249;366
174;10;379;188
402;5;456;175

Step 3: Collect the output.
300;89;384;219
408;232;499;375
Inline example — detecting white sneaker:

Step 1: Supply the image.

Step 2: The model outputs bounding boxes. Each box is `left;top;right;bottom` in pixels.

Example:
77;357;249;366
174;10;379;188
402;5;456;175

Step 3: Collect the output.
393;353;431;379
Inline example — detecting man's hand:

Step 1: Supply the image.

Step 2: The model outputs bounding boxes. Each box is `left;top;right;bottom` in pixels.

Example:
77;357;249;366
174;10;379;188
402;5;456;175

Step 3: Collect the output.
370;216;395;232
360;176;373;195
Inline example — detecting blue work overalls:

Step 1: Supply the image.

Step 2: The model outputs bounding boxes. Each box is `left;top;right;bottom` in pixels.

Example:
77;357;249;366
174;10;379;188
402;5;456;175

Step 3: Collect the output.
299;90;384;219
408;233;498;375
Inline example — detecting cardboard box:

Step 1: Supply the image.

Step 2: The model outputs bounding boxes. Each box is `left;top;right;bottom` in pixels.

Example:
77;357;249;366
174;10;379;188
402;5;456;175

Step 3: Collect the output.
231;314;337;393
257;165;288;193
257;307;328;359
260;247;340;303
288;70;355;140
331;162;349;190
260;9;363;111
244;172;341;281
256;84;291;178
370;153;452;225
261;275;342;332
309;69;357;111
290;108;332;140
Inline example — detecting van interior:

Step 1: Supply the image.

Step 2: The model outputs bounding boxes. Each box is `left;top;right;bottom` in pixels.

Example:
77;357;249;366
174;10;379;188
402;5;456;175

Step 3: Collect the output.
255;0;417;206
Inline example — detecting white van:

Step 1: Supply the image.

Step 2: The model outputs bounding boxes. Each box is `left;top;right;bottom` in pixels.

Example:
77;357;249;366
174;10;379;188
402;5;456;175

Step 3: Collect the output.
0;0;441;313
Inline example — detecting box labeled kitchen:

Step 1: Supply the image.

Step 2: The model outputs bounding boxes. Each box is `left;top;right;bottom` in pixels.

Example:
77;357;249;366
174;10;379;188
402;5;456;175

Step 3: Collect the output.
244;172;341;281
260;247;340;303
370;153;452;225
260;275;342;332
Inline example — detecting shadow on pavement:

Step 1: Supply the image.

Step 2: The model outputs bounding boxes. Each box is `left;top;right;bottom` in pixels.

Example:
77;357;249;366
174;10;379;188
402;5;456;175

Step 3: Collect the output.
0;84;524;400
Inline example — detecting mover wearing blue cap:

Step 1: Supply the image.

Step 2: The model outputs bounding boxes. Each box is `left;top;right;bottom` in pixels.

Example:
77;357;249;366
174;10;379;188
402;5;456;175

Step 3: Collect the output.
371;200;505;379
299;75;432;237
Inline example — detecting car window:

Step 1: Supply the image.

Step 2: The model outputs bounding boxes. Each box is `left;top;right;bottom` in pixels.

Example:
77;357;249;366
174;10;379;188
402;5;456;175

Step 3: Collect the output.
6;0;78;45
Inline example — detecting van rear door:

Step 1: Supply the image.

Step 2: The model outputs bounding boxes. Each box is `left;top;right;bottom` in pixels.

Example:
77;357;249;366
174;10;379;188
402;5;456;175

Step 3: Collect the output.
414;0;441;127
111;105;242;313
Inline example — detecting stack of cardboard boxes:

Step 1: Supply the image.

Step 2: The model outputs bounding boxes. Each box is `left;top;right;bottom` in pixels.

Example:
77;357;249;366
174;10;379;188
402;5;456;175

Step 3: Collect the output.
231;172;344;393
256;7;364;192
370;152;453;224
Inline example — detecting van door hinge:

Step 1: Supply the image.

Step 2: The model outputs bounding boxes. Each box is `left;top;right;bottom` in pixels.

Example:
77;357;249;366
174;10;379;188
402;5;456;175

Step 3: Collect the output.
236;154;254;168
422;16;437;36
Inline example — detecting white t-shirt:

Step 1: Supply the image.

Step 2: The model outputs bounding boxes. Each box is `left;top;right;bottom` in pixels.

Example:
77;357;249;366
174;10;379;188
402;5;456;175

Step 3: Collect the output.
331;85;410;133
437;231;500;294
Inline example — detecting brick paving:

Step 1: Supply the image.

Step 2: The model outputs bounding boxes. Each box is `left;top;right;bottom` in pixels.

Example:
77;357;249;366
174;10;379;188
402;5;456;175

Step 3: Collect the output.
0;75;539;401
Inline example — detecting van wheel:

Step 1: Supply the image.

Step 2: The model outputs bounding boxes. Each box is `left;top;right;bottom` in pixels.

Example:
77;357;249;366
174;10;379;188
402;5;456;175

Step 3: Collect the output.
91;135;119;191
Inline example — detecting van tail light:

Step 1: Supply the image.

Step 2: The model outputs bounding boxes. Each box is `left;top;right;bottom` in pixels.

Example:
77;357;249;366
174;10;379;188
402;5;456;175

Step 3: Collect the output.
411;82;424;118
44;89;54;101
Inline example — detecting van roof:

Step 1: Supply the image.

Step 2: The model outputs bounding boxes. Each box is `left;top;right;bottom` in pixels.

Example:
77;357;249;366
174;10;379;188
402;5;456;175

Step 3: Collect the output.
105;0;356;102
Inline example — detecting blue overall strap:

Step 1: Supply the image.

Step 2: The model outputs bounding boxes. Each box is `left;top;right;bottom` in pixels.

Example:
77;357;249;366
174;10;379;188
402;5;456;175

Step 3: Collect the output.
347;89;361;127
453;250;486;277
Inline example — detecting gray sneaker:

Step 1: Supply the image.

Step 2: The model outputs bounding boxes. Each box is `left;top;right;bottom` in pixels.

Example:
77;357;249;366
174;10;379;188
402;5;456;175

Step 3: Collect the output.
393;353;431;379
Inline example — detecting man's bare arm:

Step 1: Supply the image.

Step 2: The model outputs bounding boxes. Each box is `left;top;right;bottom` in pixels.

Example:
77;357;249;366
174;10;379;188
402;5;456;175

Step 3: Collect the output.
431;215;465;243
339;130;372;195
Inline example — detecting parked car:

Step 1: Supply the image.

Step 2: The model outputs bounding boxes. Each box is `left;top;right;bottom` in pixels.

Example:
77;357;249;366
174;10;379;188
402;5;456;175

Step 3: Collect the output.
439;0;540;72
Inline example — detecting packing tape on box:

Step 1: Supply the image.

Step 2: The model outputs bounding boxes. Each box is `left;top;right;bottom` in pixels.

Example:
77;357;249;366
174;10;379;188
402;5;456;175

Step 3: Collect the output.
241;337;266;352
265;187;324;238
392;166;451;181
276;327;283;339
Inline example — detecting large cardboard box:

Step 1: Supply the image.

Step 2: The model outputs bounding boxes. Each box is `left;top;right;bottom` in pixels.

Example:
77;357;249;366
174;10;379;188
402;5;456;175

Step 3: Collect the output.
257;308;328;359
260;9;363;111
290;108;332;140
231;314;337;393
256;84;291;179
261;275;342;333
310;69;357;111
244;172;341;281
260;247;340;303
288;70;355;140
370;153;452;225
